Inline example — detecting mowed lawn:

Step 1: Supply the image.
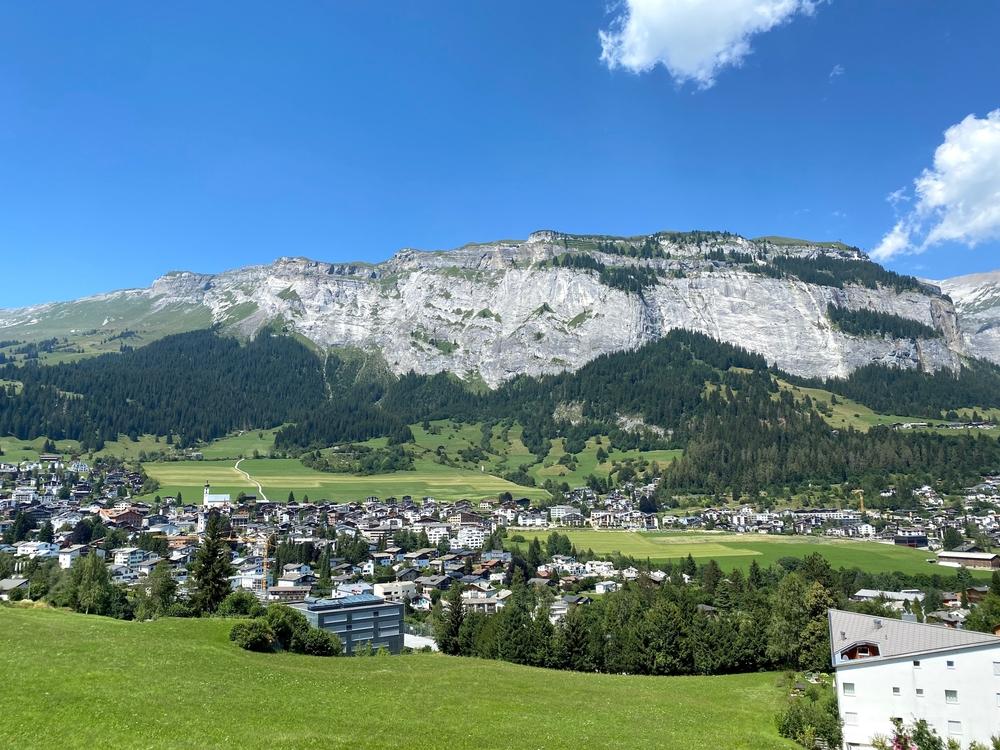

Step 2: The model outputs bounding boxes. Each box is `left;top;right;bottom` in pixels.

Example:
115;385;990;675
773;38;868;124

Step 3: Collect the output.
143;457;549;503
0;607;797;750
518;530;984;577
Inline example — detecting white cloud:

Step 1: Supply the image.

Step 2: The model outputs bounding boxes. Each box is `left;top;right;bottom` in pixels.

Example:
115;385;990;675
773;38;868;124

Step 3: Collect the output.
828;63;844;81
873;109;1000;260
599;0;819;89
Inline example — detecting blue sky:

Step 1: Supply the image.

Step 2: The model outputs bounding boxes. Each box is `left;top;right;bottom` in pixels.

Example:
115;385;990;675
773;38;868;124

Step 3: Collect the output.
1;1;999;307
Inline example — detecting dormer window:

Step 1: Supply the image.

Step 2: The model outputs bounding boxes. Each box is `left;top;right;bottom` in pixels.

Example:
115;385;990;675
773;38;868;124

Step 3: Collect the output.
840;641;880;661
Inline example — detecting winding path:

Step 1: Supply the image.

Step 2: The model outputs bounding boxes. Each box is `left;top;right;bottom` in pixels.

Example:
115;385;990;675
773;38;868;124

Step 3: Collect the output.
234;458;268;502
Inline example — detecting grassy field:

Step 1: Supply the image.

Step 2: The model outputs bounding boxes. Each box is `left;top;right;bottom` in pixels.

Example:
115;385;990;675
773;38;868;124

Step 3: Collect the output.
777;378;1000;439
0;607;797;750
515;530;990;577
407;420;679;487
143;457;550;503
196;428;281;460
0;433;168;463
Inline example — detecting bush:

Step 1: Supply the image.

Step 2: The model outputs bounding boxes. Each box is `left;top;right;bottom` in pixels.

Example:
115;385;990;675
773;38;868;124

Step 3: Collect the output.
229;618;276;652
296;628;342;657
776;684;842;749
264;604;311;650
217;590;265;618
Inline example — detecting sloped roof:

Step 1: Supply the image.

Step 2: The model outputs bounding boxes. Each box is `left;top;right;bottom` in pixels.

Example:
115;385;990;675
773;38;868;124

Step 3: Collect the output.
829;609;1000;663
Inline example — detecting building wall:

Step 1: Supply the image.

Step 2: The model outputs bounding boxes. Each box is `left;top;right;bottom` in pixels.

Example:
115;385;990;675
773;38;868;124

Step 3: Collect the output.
835;643;1000;748
303;601;404;655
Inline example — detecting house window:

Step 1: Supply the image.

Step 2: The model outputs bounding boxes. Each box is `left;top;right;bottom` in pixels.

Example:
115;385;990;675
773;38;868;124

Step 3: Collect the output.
946;660;955;669
892;687;901;696
947;721;962;736
842;683;855;696
945;690;959;704
913;660;921;668
845;712;858;726
857;646;870;656
916;688;924;697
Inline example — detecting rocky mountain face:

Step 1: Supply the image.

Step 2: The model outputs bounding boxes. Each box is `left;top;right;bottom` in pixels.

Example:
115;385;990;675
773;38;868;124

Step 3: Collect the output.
0;230;987;387
938;270;1000;365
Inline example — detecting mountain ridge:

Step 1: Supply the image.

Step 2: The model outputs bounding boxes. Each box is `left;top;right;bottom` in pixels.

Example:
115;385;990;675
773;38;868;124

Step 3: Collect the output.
1;229;996;386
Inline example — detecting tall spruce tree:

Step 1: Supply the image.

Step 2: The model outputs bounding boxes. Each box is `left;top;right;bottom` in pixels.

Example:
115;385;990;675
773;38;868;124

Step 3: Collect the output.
190;512;233;614
436;583;465;655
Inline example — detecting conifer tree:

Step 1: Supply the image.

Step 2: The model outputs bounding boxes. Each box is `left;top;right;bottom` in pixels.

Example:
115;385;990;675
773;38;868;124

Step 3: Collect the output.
190;512;233;614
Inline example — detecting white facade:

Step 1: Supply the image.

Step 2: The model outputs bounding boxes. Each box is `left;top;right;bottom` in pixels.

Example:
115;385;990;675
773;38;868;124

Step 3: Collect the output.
202;483;231;508
836;644;1000;748
831;610;1000;748
373;581;416;603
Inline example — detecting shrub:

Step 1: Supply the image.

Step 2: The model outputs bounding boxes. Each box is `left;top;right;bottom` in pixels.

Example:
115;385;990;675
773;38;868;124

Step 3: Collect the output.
776;684;842;749
217;590;265;618
295;628;342;657
229;618;276;652
264;604;311;650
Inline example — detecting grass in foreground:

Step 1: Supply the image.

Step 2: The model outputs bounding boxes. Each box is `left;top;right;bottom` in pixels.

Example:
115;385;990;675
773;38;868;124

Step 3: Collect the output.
0;607;796;750
515;530;988;577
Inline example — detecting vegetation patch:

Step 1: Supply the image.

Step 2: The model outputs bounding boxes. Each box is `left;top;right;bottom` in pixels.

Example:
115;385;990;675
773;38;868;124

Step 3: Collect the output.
0;607;797;750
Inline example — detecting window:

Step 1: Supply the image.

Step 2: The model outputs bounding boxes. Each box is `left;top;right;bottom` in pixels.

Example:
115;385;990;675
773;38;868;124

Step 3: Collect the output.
857;646;870;656
945;690;959;704
842;683;855;696
947;721;962;736
916;688;924;697
845;712;858;726
892;687;901;696
913;660;921;668
995;662;1000;676
946;660;955;669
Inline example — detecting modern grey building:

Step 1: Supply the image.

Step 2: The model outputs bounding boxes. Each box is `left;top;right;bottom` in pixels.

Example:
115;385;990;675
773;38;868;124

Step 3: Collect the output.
291;594;404;655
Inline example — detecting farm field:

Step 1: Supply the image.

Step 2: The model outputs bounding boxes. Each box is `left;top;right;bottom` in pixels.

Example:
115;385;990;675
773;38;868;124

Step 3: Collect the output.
515;529;990;577
0;607;797;750
142;457;550;503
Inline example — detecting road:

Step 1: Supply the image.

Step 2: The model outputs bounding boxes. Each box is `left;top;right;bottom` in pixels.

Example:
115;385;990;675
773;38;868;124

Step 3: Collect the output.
234;458;268;502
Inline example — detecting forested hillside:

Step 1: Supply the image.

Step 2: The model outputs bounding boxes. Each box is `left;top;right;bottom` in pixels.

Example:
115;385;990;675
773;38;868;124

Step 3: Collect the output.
2;328;1000;492
0;331;326;449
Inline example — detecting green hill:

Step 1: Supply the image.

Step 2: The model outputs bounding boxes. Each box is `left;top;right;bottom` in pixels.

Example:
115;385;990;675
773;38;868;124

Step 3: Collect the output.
0;607;796;750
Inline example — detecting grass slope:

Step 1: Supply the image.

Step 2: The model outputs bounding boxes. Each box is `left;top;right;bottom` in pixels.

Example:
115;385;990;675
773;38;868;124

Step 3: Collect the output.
143;457;549;503
515;530;989;578
0;607;796;750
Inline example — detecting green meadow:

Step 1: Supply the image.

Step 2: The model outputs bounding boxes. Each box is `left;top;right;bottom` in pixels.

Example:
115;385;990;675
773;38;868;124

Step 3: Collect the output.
143;456;549;503
515;529;988;577
0;607;797;750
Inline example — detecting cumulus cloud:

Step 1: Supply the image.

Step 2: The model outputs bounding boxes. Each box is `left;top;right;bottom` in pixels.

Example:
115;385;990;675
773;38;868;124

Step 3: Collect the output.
873;109;1000;260
599;0;819;88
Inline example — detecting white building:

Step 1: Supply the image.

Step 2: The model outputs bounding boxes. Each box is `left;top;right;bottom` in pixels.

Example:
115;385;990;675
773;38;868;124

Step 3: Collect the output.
830;609;1000;748
548;505;577;523
112;547;147;567
202;483;231;508
455;526;485;549
373;581;416;603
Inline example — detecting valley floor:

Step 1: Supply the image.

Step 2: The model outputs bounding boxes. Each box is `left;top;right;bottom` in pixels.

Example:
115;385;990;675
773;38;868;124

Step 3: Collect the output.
0;607;797;750
512;529;991;577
